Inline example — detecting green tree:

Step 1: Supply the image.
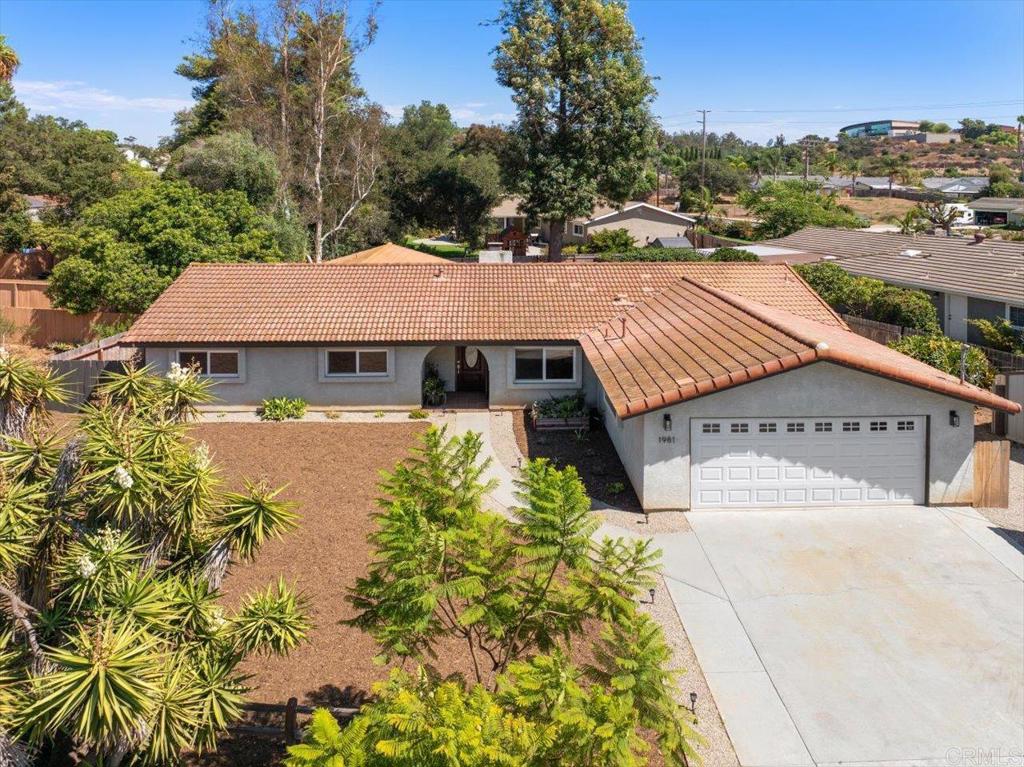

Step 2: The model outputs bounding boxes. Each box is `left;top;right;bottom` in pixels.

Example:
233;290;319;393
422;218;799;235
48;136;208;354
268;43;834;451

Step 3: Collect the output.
917;201;960;236
169;130;281;208
0;35;19;82
739;180;864;238
494;0;656;261
875;154;909;197
588;227;637;253
889;335;995;389
338;428;699;765
419;153;504;247
677;159;750;201
0;354;310;765
46;181;300;314
968;318;1024;354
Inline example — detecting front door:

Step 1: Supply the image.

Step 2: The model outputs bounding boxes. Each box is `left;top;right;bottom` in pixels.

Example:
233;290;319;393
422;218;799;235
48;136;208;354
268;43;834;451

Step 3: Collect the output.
456;346;488;392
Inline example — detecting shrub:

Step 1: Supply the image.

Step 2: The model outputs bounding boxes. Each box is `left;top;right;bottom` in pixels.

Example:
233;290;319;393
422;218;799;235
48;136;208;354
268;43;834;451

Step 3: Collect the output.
968;318;1024;354
739;180;865;238
531;392;587;420
422;362;447;406
889;334;995;389
259;396;308;421
408;409;429;419
595;246;757;263
588;227;637;253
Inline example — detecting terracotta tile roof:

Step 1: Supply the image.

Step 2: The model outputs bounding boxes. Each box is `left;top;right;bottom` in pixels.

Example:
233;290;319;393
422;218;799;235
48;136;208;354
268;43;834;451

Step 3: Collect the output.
758;227;1024;304
327;243;448;265
582;279;1021;418
123;262;843;345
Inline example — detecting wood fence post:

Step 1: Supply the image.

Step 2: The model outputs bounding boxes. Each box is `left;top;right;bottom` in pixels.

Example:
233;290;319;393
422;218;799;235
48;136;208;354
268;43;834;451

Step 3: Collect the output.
285;696;299;744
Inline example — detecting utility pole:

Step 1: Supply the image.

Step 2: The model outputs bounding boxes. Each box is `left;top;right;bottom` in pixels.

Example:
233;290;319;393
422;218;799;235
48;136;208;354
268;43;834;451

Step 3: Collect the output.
697;109;710;189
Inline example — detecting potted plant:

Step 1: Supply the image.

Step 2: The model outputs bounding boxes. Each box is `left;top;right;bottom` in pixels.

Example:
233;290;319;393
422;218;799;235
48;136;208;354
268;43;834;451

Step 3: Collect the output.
422;363;447;406
530;393;588;430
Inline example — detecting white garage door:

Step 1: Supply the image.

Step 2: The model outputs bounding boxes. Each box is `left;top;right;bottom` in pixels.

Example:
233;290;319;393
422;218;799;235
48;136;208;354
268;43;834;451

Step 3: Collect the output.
691;417;925;508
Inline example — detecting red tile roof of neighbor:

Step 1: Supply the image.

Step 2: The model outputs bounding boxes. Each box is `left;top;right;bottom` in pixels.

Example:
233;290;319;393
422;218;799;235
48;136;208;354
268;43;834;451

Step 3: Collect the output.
582;278;1020;417
327;242;448;265
123;262;843;344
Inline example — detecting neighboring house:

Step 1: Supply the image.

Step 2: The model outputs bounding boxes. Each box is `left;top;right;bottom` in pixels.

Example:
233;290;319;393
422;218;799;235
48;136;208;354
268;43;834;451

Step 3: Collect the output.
922;177;988;199
123;261;1018;511
489;197;529;236
327;242;447;264
23;195;61;222
650;237;694;249
584;203;695;246
751;175;893;194
968;197;1024;226
756;227;1024;344
839;119;920;138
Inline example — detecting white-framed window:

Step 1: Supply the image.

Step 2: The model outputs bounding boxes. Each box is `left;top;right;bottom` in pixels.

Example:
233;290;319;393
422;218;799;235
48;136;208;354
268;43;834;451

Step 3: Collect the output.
1009;305;1024;329
177;349;240;378
572;223;585;237
324;348;389;377
513;347;576;383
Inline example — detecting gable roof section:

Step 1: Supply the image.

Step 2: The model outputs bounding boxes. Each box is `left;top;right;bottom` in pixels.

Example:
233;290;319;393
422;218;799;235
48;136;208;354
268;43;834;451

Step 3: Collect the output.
586;203;695;225
327;242;448;265
123;262;843;345
968;197;1024;212
759;227;1024;304
582;279;1020;418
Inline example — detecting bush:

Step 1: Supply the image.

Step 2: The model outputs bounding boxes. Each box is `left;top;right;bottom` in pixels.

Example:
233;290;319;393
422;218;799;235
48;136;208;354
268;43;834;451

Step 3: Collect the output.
588;227;636;253
889;335;995;389
422;363;447;406
408;409;429;419
531;392;587;420
259;396;308;421
968;318;1024;354
739;180;865;238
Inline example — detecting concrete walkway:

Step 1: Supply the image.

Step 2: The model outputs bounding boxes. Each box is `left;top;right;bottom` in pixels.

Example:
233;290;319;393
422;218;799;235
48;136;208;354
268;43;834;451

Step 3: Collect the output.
450;410;520;512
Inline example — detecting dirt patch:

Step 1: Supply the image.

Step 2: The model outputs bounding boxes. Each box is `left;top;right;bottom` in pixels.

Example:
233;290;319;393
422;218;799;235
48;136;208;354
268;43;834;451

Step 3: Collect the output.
192;421;462;706
511;409;643;514
842;195;919;223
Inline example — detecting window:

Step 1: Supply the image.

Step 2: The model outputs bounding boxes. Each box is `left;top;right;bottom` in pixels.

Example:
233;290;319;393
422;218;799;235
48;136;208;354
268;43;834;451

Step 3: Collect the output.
814;422;833;432
730;423;749;434
572;223;585;237
1010;306;1024;329
325;349;389;377
897;420;915;432
514;348;576;382
702;423;720;434
786;422;805;433
759;423;777;433
177;350;239;378
870;420;888;432
842;421;861;432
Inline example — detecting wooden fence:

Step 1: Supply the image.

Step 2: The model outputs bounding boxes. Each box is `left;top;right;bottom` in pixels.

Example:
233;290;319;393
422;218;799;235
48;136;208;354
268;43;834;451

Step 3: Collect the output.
841;314;1024;372
232;699;360;744
974;437;1010;508
1;278;128;347
49;333;138;409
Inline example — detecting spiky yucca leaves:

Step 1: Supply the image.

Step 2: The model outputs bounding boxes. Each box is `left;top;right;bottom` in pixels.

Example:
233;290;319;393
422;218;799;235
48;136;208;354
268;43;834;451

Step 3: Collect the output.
230;578;311;656
93;362;215;423
0;350;309;765
0;351;68;444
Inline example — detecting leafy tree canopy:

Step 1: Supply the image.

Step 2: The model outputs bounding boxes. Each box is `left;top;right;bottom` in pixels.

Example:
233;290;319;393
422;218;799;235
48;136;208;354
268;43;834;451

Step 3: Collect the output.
888;334;995;389
739;180;865;239
596;246;757;262
168;130;281;208
334;427;700;766
46;181;302;314
494;0;657;260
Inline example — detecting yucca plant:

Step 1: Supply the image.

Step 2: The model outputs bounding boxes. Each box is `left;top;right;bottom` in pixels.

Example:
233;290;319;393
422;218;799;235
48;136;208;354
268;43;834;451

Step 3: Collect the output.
0;349;311;765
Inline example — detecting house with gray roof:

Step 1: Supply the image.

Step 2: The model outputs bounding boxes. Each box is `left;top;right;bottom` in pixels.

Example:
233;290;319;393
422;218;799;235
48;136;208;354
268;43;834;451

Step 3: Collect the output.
968;197;1024;226
922;177;988;199
756;227;1024;344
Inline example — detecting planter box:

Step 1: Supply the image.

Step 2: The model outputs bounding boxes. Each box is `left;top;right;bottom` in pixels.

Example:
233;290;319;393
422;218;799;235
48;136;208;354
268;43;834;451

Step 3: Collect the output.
532;414;589;431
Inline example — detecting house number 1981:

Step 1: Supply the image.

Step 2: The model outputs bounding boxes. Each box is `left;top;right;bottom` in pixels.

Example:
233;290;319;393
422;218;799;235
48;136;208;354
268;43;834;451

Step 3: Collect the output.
658;436;676;444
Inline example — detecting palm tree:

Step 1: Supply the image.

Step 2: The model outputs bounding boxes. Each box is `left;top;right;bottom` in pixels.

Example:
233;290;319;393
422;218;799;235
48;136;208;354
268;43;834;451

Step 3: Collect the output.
845;158;863;198
695;186;715;224
877;155;907;197
821;149;843;179
0;36;18;83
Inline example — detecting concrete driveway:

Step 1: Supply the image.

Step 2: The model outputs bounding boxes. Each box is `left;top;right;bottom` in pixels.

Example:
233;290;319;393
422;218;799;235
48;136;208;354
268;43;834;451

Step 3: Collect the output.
660;506;1024;767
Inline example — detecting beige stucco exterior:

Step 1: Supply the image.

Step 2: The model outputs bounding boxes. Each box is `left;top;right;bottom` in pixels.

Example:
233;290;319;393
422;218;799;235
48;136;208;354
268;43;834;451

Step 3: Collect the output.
602;362;976;510
586;206;694;247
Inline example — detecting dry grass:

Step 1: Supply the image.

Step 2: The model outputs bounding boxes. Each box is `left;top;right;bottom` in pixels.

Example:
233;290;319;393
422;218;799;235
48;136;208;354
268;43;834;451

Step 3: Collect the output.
842;195;919;223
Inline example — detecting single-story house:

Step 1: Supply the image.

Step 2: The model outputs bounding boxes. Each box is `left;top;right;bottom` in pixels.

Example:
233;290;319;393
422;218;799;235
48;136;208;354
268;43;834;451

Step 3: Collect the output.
968;197;1024;227
584;203;695;246
922;177;988;199
756;227;1024;344
489;198;529;236
124;261;1018;511
328;242;447;264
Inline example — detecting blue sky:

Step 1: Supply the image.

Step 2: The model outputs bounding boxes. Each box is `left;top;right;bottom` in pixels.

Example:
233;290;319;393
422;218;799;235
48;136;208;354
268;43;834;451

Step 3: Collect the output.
3;0;1022;146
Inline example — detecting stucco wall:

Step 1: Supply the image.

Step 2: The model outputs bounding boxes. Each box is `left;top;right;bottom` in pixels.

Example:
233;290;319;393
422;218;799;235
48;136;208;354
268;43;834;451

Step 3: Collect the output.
586;208;693;247
601;392;647;506
617;362;975;510
144;343;588;409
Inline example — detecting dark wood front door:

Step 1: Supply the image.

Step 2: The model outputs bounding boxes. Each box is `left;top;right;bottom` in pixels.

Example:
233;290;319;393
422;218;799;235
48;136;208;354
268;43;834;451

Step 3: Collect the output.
456;346;488;392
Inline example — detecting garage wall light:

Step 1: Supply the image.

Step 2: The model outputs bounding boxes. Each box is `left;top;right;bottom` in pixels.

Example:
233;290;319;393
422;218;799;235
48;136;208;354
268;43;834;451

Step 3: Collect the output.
663;413;672;431
949;410;960;427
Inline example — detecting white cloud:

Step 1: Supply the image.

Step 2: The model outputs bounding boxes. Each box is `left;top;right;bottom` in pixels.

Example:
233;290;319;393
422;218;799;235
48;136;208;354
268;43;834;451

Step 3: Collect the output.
13;80;193;114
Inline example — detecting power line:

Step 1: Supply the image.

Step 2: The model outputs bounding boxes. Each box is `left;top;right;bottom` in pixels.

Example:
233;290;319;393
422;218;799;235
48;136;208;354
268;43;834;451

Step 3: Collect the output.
660;99;1022;118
